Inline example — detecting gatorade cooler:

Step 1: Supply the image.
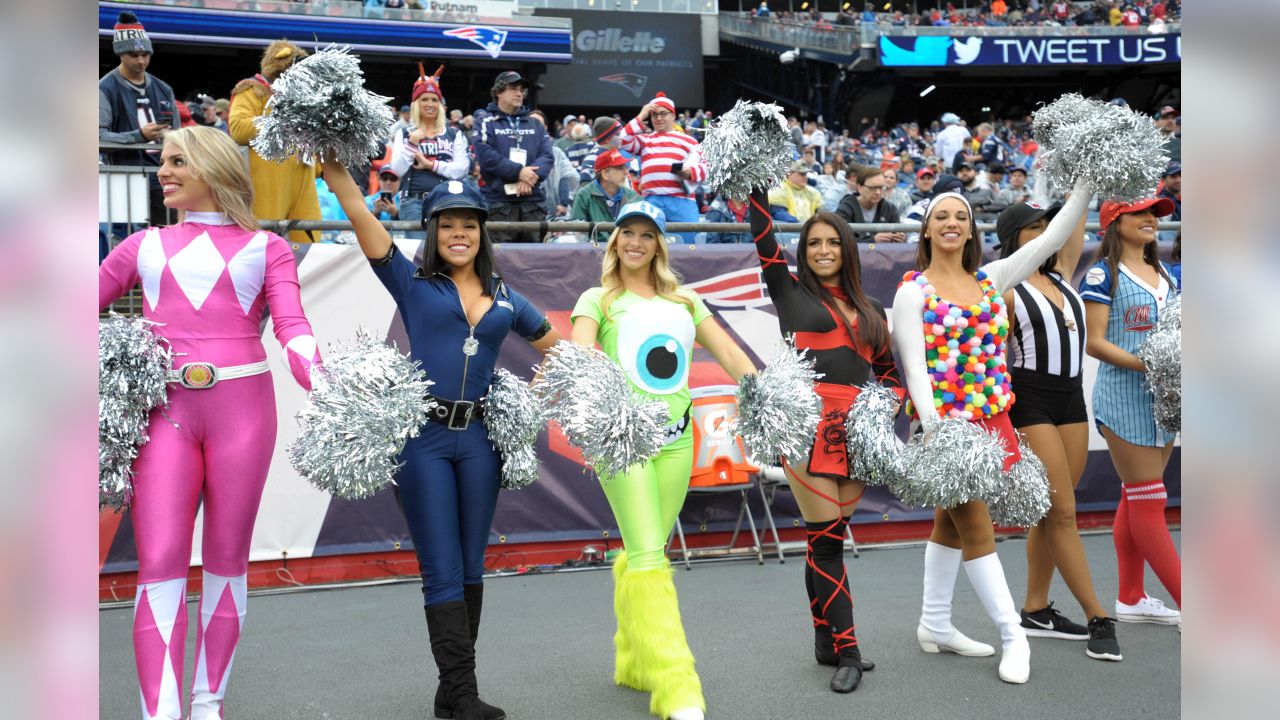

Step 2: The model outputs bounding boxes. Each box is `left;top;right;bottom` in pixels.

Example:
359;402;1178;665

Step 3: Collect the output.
689;385;760;488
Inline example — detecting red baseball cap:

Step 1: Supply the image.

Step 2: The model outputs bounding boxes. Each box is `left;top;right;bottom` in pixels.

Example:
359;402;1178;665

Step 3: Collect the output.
594;148;627;172
1099;197;1175;231
916;167;937;179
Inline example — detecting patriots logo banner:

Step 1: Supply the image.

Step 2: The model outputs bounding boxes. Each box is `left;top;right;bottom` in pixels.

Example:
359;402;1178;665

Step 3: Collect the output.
443;26;508;59
599;72;648;98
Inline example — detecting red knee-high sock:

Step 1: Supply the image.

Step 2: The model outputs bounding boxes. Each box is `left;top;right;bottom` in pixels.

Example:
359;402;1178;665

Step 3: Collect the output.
1113;493;1147;605
1123;481;1181;608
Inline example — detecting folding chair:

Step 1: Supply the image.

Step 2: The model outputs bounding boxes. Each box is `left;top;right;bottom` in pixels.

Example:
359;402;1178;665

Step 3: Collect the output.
758;465;860;558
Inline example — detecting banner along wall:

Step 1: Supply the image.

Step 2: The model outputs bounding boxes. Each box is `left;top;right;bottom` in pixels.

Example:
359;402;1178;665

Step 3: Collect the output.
100;243;1179;574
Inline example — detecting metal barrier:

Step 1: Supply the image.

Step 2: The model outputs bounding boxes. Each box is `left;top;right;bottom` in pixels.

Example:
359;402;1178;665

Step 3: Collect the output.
257;219;1179;235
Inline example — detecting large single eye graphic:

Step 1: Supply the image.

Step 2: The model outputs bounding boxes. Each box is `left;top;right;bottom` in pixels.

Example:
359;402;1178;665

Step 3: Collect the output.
616;299;695;395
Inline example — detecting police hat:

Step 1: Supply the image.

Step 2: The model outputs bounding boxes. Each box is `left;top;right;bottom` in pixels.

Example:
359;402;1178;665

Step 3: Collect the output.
422;180;489;229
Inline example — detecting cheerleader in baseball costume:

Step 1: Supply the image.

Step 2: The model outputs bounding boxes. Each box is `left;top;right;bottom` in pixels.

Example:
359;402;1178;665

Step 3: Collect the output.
570;202;756;720
99;126;323;720
996;201;1122;661
892;181;1091;684
1079;197;1182;627
747;191;897;693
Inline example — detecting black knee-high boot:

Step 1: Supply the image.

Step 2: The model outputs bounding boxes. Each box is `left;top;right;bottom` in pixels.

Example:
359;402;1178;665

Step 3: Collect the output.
806;519;866;692
425;601;505;720
435;584;486;718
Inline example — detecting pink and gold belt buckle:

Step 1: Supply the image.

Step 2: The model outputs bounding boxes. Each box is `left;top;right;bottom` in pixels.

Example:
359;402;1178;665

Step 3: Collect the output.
178;362;219;389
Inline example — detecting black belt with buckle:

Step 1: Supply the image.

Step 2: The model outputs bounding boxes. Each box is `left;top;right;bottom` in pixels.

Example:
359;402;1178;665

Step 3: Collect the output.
427;395;485;431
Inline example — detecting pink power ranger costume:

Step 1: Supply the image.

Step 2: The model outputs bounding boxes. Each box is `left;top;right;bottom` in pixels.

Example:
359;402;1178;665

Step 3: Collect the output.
99;211;322;720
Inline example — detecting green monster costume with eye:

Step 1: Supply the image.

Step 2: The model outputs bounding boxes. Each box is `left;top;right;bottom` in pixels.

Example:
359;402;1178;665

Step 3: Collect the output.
571;287;711;719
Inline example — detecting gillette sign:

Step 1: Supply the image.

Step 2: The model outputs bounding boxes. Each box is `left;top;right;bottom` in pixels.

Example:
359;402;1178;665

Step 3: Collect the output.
577;28;666;53
879;33;1180;67
535;10;703;107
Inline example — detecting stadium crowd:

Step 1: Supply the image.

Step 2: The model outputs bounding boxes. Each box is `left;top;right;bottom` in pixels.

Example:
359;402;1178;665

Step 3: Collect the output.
753;1;1181;30
99;10;1181;248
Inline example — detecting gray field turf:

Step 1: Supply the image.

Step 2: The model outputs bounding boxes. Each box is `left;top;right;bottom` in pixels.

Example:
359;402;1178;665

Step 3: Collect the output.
101;531;1180;719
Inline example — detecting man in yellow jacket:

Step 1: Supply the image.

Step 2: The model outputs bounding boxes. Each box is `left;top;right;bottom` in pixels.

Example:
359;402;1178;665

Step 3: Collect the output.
768;160;824;222
229;39;320;244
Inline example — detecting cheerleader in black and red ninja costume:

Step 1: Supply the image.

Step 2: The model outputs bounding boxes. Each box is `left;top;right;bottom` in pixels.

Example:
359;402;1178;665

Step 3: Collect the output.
748;191;901;693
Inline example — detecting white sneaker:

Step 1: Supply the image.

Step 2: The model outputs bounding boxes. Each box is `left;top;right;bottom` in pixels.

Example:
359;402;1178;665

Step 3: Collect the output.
669;708;704;720
1115;595;1181;625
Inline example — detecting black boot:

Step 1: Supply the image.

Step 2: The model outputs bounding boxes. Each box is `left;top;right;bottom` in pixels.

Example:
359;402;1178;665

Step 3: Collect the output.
436;585;485;718
425;602;505;720
830;648;865;693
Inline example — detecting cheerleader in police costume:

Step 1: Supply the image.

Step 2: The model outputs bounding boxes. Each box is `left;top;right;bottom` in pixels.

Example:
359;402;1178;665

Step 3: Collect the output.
1079;196;1182;628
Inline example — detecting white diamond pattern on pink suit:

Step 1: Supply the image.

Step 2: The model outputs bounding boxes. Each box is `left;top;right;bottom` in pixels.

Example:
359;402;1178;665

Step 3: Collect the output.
166;231;227;311
136;228;167;311
226;232;268;315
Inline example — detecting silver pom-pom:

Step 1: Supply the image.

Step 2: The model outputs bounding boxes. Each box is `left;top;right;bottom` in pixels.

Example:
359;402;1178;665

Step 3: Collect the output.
289;329;435;500
252;46;395;166
483;368;546;490
99;314;173;510
701;100;794;200
536;341;668;479
1032;93;1167;201
1136;294;1181;433
986;439;1052;528
846;383;904;486
732;339;822;463
891;418;1007;509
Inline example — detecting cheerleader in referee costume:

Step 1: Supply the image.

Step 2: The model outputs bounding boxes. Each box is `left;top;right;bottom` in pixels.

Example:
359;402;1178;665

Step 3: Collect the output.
321;158;563;720
1079;197;1182;628
99;126;324;720
892;181;1091;684
996;201;1122;661
747;191;897;693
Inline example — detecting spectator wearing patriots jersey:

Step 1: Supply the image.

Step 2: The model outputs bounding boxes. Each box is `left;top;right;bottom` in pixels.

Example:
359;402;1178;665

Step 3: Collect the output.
386;66;470;238
473;71;554;243
617;92;708;243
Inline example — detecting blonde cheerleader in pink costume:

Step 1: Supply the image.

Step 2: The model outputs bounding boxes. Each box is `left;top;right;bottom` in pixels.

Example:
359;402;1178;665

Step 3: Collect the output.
891;180;1090;684
99;126;323;720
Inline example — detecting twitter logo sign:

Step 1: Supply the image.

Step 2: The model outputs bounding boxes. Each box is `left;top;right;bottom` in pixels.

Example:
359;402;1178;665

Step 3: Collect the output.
879;36;984;66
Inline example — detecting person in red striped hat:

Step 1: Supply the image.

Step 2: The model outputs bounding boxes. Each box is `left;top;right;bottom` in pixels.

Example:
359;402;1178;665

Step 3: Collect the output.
617;92;707;243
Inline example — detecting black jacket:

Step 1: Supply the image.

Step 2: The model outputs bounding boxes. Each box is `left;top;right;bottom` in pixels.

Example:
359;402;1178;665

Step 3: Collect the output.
835;194;901;243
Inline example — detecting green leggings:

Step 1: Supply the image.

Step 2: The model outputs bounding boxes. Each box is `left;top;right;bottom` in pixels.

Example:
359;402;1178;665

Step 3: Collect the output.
601;435;694;572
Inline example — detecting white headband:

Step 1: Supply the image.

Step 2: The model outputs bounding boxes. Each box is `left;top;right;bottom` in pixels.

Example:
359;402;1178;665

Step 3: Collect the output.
923;191;973;225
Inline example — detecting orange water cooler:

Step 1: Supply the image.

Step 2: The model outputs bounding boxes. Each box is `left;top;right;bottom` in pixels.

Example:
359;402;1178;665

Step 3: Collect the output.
688;385;760;488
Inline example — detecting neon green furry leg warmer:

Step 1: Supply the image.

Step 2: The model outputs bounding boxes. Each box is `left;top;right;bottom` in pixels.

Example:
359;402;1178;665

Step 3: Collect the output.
616;564;705;717
612;551;651;691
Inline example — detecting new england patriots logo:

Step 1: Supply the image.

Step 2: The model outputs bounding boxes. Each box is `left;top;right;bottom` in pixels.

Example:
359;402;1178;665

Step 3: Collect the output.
599;73;648;98
443;26;508;59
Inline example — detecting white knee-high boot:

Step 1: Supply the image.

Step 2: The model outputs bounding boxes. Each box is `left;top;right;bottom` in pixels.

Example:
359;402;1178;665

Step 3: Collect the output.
917;542;995;657
964;553;1031;684
190;571;248;720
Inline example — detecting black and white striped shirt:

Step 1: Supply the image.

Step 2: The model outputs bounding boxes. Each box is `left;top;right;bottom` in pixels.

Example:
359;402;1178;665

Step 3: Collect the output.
1008;272;1086;378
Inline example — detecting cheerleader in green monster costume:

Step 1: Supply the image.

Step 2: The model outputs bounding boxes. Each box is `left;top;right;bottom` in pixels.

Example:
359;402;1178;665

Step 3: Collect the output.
570;201;757;720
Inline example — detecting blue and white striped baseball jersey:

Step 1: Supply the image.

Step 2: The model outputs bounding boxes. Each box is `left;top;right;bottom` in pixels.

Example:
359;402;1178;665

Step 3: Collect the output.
1079;260;1180;446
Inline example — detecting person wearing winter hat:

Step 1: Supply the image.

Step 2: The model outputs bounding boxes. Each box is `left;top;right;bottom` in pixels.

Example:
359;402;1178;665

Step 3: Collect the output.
99;11;180;225
616;92;708;243
228;39;321;243
384;64;470;237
